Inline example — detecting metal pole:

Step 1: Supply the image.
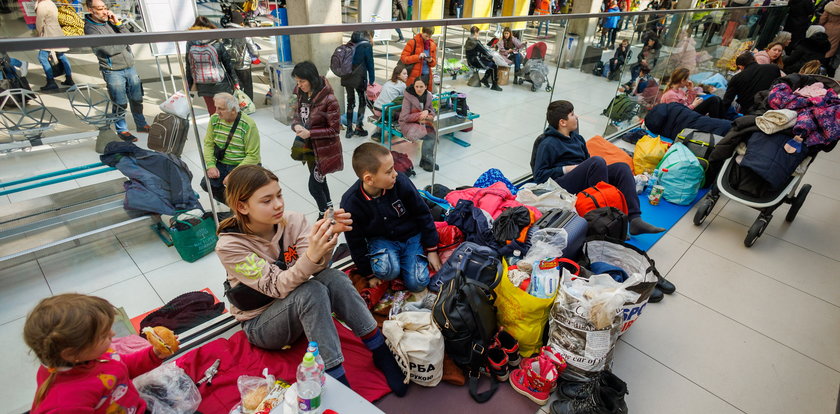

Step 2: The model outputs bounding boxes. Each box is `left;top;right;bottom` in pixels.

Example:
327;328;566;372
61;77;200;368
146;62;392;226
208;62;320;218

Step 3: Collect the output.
165;55;178;93
430;22;448;186
174;41;220;226
155;56;168;97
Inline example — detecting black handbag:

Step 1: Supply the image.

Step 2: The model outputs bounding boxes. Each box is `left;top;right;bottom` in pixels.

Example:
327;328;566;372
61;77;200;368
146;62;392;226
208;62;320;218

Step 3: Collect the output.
213;113;242;163
223;235;286;311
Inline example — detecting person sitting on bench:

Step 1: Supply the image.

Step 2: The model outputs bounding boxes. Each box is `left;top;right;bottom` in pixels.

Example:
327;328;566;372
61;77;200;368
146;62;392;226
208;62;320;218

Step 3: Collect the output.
531;100;665;235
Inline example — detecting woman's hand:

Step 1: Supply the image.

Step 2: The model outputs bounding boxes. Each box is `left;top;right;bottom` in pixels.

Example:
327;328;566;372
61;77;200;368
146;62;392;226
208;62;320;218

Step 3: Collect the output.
306;220;338;262
296;127;311;139
329;208;353;234
419;110;430;118
206;167;220;179
692;97;704;107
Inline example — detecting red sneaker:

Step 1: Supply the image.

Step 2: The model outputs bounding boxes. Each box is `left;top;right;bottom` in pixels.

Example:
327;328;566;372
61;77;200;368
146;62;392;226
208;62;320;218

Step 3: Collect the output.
487;345;510;382
496;328;521;367
509;355;558;405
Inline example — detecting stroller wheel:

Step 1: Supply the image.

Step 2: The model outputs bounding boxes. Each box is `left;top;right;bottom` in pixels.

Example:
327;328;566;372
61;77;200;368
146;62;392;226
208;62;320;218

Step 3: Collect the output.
516;78;524;85
693;197;715;226
546;85;553;92
785;184;811;223
531;85;537;92
744;217;769;247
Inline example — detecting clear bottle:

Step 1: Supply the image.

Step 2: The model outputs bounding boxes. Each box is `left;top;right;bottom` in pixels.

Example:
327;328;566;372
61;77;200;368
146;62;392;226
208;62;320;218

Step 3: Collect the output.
296;352;322;414
306;342;326;389
646;169;660;194
507;249;522;266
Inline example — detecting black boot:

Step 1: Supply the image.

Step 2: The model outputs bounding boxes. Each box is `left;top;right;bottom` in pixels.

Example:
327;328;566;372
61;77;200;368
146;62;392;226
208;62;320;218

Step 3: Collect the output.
62;75;74;86
40;79;59;91
480;72;491;88
491;83;503;91
354;126;368;137
418;158;439;172
345;121;354;139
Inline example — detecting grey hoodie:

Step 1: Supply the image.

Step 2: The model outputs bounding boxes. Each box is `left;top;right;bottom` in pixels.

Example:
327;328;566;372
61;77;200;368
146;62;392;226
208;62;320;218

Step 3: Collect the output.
84;16;134;70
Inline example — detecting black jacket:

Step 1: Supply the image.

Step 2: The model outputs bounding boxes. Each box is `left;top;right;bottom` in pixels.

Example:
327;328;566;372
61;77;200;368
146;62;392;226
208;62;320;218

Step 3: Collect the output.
784;32;832;73
723;63;783;114
784;0;816;43
530;126;590;184
340;172;439;276
644;103;733;140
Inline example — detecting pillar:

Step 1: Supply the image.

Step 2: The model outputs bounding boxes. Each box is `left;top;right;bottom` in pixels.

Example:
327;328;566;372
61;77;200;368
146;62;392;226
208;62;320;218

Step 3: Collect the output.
566;0;602;64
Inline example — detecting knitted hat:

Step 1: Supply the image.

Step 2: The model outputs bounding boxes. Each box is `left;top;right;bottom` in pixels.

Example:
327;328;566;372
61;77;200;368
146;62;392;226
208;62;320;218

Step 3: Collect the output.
806;25;826;38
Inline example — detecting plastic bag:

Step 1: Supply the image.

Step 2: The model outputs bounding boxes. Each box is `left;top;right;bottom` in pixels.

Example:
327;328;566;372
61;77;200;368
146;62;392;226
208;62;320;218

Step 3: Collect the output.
633;135;669;174
382;311;445;387
495;259;558;356
547;272;640;381
134;363;201;414
230;370;277;414
520;228;567;271
516;178;576;213
159;91;191;120
234;89;256;115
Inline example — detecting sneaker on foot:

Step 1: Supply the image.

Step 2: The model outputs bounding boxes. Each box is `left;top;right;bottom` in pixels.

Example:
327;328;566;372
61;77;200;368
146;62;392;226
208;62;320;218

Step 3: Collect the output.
491;84;503;91
18;61;28;77
40;82;59;92
118;131;138;142
354;127;368;137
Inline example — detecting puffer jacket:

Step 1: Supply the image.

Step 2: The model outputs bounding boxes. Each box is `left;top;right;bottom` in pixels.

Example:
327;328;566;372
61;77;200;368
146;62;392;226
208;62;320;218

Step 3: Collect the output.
291;77;343;174
820;1;840;57
644;102;733;139
465;37;494;70
784;32;832;73
400;33;437;87
444;181;542;220
399;90;435;142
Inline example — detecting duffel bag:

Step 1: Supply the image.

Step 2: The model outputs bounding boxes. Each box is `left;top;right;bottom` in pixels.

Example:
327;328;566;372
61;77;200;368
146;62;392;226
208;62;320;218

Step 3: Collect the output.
428;241;500;292
675;128;720;170
575;181;628;217
656;142;705;205
583;206;628;241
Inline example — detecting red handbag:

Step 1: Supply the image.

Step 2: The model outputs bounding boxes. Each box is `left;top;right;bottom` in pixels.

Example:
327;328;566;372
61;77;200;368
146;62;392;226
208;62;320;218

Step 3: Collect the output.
575;181;629;217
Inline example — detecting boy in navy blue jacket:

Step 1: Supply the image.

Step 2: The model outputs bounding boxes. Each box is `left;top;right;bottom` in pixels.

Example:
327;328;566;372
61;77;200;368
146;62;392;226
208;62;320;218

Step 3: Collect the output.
531;100;665;236
340;143;441;291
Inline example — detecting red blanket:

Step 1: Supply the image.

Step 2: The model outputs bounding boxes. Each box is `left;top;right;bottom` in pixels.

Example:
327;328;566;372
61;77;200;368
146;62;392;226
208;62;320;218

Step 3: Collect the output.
175;320;390;412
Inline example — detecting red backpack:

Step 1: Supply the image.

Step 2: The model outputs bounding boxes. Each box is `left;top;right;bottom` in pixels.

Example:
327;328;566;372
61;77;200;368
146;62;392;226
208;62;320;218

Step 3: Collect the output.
391;151;415;177
575;181;629;217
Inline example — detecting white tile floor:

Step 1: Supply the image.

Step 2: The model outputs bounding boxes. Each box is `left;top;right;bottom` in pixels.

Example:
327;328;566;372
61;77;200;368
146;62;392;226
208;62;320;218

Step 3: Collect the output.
1;50;839;414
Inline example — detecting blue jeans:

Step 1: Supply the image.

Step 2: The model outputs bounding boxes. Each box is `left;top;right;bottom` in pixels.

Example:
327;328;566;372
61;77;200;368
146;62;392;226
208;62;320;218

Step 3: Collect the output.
37;50;71;81
368;233;429;292
511;53;522;73
538;20;550;36
101;66;147;133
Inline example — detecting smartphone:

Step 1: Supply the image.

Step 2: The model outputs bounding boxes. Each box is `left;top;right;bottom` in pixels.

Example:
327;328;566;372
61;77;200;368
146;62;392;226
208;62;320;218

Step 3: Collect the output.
325;208;335;241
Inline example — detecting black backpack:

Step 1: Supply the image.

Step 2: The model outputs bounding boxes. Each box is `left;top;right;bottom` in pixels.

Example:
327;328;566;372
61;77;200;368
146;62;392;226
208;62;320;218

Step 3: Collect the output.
584;206;628;241
431;242;502;403
592;60;605;77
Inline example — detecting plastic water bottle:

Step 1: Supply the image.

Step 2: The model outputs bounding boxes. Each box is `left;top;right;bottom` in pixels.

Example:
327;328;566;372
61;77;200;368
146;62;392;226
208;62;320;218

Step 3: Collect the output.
507;249;522;266
306;342;326;389
296;352;322;414
646;169;660;194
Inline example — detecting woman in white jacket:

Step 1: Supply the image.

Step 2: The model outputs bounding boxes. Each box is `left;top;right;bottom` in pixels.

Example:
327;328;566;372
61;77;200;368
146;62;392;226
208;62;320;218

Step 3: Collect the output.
371;64;407;140
35;0;73;90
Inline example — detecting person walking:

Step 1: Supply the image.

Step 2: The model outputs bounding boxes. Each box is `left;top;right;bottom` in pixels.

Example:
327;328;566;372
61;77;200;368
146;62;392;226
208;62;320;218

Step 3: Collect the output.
185;16;240;116
342;31;375;139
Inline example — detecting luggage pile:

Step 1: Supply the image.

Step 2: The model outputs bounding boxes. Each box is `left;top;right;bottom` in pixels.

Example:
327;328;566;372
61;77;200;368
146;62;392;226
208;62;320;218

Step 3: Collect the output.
356;168;676;412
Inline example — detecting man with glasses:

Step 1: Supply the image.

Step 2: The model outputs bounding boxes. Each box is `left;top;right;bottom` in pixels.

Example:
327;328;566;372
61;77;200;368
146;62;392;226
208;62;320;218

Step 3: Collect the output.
84;0;150;142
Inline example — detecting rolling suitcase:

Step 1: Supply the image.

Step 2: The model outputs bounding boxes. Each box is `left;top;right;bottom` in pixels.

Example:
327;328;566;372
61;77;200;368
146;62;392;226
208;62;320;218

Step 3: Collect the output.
148;112;189;156
532;208;588;259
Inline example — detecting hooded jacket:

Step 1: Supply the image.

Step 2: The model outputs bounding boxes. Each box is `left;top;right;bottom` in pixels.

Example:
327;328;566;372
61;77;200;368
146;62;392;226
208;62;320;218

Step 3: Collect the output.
644;102;733;140
339;172;439;276
84;16;134;70
784;32;832;73
341;31;375;88
530;126;590;184
400;33;437;87
291;77;343;174
820;1;840;57
216;212;333;321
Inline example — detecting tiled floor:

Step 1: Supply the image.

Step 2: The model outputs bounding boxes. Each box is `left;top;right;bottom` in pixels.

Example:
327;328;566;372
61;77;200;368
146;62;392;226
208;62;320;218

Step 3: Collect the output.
2;21;839;414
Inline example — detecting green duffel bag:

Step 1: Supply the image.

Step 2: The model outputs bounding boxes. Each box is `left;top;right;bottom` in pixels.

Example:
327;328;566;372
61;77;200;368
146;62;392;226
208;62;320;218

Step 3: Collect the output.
169;211;218;262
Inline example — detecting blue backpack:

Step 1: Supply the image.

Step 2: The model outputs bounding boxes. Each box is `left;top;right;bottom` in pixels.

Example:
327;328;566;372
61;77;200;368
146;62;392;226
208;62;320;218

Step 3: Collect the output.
656;143;705;205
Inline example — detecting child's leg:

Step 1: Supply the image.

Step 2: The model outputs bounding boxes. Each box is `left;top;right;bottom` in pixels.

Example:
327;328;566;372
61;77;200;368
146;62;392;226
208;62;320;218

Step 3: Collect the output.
399;234;430;292
368;238;401;281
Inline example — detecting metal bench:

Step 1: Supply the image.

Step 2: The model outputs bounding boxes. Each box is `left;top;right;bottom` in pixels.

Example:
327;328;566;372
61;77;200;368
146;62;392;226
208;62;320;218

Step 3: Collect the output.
376;91;479;148
66;84;126;153
0;88;58;146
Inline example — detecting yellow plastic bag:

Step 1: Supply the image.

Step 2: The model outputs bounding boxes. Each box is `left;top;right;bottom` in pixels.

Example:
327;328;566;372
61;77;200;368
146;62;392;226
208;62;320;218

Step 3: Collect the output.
494;260;557;356
633;135;669;174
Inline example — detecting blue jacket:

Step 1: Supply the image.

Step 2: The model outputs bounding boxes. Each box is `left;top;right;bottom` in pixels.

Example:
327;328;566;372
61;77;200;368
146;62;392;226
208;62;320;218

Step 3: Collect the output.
644;102;732;139
351;32;375;85
340;172;439;276
530;126;590;184
603;7;621;29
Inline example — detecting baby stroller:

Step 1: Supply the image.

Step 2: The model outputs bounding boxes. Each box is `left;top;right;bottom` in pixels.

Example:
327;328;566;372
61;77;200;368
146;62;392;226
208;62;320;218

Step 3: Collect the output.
693;75;839;247
515;42;552;92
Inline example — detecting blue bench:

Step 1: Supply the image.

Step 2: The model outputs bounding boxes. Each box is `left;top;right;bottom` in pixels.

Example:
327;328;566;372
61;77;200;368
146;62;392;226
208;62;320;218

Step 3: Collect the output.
375;91;480;148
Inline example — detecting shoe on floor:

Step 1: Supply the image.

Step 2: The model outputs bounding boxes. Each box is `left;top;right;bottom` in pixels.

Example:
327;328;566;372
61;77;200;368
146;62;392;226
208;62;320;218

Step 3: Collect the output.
648;287;664;303
40;82;59;92
62;77;74;86
491;84;503;91
509;355;558;405
118;131;138;142
138;125;151;134
353;127;368;137
345;128;354;139
487;347;510;382
656;274;676;294
495;328;521;367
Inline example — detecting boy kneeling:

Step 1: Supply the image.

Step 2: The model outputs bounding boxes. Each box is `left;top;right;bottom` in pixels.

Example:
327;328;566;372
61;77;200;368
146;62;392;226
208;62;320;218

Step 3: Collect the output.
341;143;442;291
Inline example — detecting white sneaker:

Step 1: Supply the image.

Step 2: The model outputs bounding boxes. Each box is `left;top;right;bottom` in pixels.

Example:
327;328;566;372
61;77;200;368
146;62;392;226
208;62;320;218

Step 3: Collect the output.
17;61;28;77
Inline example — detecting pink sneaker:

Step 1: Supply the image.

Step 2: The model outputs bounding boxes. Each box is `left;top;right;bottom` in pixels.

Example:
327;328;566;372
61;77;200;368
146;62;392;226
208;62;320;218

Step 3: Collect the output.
508;355;558;405
540;345;567;374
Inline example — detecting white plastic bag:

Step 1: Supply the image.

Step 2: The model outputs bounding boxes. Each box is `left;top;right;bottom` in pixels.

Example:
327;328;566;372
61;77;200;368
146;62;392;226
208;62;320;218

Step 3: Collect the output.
491;51;511;67
134;363;201;414
382;311;444;387
516;178;577;212
520;228;568;268
159;91;191;120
